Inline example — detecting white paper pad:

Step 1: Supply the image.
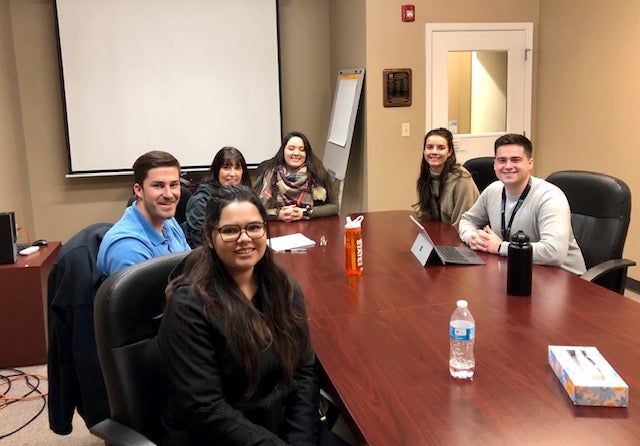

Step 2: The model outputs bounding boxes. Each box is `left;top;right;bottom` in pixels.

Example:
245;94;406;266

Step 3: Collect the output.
267;233;316;252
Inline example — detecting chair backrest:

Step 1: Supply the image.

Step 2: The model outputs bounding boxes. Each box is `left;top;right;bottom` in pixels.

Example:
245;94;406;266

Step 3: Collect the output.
94;251;188;443
330;173;344;212
462;156;498;192
546;170;631;270
255;158;271;178
175;184;192;224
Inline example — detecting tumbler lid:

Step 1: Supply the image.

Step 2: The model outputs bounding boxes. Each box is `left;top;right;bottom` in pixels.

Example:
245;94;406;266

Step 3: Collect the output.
510;230;530;245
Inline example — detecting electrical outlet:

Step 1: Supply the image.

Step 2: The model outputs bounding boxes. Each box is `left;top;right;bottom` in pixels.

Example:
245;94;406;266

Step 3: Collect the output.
402;122;410;137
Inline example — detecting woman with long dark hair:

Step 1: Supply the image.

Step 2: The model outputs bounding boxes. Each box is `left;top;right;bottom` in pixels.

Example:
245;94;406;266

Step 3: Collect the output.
413;128;479;227
184;146;252;247
254;131;338;221
158;185;321;445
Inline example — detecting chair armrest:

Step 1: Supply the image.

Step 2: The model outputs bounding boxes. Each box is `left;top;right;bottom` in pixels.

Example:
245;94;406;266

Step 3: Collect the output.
89;419;156;446
580;259;636;283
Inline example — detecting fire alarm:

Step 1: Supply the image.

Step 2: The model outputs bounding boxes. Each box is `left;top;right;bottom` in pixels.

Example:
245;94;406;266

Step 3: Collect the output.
401;5;415;22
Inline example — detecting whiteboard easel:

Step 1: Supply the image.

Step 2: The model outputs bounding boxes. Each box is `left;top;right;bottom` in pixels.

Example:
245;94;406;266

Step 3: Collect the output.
323;68;365;208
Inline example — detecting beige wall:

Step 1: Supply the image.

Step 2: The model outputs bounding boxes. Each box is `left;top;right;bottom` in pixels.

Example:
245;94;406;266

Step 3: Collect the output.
328;0;366;214
448;52;472;134
535;0;640;277
3;0;640;279
1;0;333;244
7;0;139;244
279;0;332;154
0;0;33;235
363;0;539;213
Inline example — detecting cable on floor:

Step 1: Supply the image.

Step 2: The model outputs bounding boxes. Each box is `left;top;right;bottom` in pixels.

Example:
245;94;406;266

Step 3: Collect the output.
0;368;48;439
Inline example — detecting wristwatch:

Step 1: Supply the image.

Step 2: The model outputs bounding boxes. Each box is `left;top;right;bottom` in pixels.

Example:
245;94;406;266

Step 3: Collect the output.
303;206;313;219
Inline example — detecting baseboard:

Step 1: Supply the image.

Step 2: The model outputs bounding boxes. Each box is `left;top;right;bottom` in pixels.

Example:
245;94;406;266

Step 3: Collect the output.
626;277;640;293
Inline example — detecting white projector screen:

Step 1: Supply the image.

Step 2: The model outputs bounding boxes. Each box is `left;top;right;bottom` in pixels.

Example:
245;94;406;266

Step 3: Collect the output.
55;0;281;175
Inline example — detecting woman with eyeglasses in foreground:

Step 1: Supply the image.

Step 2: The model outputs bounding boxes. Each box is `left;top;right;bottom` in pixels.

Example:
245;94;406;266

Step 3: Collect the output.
158;185;344;445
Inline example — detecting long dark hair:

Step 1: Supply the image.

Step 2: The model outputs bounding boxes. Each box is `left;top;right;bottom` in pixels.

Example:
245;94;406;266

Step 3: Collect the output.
259;131;333;203
414;128;464;218
165;185;308;394
200;146;252;187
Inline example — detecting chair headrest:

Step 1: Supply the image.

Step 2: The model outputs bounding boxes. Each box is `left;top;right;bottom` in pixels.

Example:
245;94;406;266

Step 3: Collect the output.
94;251;189;349
546;170;631;219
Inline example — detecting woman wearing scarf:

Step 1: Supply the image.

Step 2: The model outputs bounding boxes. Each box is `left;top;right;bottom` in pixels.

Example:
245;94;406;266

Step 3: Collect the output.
255;131;338;221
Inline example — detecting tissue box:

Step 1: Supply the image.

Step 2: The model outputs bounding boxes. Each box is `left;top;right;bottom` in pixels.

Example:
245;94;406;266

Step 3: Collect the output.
548;345;628;407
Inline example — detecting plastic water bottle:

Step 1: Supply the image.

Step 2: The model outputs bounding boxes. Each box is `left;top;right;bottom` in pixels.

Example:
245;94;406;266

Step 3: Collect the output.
449;300;475;379
507;230;532;296
345;215;364;276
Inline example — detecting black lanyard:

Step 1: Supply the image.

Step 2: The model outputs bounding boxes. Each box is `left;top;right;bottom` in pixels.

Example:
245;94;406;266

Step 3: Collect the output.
501;181;531;241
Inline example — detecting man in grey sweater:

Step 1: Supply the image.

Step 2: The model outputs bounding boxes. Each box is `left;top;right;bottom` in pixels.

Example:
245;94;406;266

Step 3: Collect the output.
458;134;586;275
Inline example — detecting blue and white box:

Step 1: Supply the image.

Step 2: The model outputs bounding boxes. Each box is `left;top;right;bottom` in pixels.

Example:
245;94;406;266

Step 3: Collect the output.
548;345;629;407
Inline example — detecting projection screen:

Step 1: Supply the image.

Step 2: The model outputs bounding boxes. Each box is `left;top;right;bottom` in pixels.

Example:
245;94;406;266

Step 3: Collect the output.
55;0;281;176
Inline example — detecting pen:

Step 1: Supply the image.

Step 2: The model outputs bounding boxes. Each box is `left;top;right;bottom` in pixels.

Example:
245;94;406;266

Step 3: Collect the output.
285;248;307;253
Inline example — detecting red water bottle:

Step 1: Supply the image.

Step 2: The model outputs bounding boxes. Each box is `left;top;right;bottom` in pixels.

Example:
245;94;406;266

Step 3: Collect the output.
345;215;364;276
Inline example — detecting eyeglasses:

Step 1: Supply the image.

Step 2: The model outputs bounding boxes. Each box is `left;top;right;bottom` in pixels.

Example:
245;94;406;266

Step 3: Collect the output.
215;222;266;242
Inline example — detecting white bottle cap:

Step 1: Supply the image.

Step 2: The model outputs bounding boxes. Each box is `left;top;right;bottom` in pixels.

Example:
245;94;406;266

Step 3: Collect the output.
345;215;364;229
456;299;468;308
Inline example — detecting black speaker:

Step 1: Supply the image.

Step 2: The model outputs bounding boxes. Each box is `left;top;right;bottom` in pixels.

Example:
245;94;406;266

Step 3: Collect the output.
0;211;18;264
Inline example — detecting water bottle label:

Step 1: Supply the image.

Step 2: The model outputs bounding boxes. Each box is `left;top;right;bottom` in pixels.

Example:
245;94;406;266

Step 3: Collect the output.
449;324;475;340
356;237;363;267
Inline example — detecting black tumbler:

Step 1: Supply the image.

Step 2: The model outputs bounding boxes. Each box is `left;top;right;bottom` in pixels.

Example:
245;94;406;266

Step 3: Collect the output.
507;230;532;296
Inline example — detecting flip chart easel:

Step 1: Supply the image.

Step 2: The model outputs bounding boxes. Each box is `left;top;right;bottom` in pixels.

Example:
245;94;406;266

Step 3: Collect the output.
322;68;365;208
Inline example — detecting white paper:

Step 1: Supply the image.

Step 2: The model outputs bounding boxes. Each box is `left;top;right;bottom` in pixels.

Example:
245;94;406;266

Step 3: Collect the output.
328;76;358;147
267;233;316;252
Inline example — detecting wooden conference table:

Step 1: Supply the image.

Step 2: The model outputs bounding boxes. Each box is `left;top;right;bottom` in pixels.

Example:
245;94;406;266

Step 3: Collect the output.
270;211;640;445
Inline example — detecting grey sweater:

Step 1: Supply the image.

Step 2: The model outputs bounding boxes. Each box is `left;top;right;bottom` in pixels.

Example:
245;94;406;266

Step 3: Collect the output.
458;176;586;274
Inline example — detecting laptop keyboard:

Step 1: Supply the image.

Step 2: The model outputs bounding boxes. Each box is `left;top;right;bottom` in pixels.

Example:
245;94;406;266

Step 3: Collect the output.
438;246;468;262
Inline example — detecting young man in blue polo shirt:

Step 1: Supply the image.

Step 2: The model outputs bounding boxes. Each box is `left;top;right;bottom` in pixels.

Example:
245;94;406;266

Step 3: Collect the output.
97;150;191;276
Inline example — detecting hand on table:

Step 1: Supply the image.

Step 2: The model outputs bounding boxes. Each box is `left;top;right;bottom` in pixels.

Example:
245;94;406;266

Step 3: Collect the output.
278;205;306;222
467;225;503;255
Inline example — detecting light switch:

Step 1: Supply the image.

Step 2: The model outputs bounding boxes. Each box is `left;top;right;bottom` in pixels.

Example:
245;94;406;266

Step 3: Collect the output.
402;122;410;137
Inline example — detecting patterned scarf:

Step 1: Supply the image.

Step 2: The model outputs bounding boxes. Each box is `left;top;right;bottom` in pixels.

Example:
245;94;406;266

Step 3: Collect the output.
259;164;313;208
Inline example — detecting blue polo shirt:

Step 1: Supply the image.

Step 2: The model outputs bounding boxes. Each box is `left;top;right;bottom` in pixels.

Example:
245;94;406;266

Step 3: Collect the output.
97;204;191;276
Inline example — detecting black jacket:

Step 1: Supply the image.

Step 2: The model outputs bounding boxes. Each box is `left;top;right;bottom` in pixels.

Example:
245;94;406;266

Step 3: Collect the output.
158;280;319;445
47;222;112;434
184;182;217;248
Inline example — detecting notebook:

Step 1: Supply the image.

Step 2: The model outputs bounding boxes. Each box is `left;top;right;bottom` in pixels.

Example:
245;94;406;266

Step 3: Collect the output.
409;215;485;266
267;233;316;252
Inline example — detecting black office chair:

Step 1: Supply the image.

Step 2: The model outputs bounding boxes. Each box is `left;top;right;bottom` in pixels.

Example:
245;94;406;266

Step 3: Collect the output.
462;156;498;192
90;251;188;445
546;170;635;294
255;158;271;178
